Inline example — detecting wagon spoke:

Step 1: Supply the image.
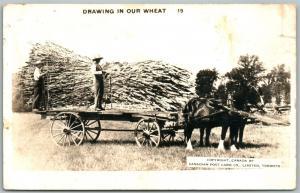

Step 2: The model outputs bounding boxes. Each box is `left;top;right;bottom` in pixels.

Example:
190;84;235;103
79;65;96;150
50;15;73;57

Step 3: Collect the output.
87;129;98;135
76;132;82;140
150;134;159;138
149;139;153;147
52;132;64;138
67;135;71;146
70;132;80;141
136;134;143;142
86;128;101;132
70;131;83;141
86;130;94;139
55;121;66;128
141;138;146;145
87;128;101;131
169;135;174;141
65;115;71;126
71;130;84;133
149;129;158;135
84;133;87;141
51;127;64;131
67;115;71;127
63;114;69;125
150;122;155;130
69;120;77;128
77;131;82;138
150;137;158;146
70;134;78;145
141;122;147;130
63;135;67;146
148;123;153;132
162;133;170;139
55;121;67;129
85;120;98;127
70;124;82;130
62;135;66;146
57;134;65;144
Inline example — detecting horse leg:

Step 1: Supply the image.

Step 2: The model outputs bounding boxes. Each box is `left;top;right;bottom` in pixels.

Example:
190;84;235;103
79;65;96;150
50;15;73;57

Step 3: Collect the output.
238;124;245;148
205;127;212;146
218;125;227;151
230;126;238;151
199;127;205;146
185;126;194;151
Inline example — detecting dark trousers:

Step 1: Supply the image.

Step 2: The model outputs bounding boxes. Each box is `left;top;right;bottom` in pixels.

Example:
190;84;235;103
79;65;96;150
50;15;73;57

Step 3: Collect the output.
32;79;45;110
95;76;104;108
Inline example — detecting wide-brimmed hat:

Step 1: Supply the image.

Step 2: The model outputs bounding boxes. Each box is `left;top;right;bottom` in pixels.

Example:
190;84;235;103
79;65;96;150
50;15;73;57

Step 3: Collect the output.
92;54;103;61
32;60;43;66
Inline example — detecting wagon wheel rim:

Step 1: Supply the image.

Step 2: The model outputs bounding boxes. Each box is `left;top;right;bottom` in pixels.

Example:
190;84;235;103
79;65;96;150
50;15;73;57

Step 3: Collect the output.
135;119;161;147
50;112;85;147
83;119;101;143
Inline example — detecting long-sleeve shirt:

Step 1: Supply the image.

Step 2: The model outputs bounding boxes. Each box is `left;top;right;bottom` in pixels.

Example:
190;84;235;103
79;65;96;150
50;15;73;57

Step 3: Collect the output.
91;63;103;74
33;67;41;81
91;63;103;80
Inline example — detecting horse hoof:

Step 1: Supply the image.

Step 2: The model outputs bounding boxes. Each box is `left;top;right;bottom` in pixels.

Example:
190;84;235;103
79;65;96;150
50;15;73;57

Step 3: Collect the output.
197;142;204;147
205;143;211;147
238;143;245;149
217;144;225;151
230;145;238;151
186;147;193;151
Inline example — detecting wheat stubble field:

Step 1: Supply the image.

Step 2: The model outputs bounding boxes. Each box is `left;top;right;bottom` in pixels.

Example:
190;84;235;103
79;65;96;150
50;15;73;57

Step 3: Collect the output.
8;112;292;171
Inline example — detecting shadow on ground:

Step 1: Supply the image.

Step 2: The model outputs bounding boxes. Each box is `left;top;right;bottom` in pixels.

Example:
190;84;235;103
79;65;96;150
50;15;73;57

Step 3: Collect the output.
88;139;271;149
89;139;136;145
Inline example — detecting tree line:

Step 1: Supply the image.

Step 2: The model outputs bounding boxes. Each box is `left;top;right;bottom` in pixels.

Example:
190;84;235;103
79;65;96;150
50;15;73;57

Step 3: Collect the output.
195;54;290;111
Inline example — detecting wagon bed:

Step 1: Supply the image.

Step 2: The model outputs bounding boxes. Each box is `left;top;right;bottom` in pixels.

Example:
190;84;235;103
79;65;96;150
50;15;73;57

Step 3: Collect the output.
38;108;178;121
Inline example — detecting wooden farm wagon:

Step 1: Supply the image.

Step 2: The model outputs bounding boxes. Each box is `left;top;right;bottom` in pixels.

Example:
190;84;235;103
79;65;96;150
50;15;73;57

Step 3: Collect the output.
37;108;184;147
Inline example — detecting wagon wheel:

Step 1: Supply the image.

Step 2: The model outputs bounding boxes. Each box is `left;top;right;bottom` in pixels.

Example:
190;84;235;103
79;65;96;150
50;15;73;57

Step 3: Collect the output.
135;119;161;147
161;128;185;144
83;119;101;143
50;112;85;146
161;130;176;142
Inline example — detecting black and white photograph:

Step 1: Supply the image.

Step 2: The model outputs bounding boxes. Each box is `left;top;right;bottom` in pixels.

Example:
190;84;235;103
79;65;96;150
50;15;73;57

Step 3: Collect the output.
3;4;296;190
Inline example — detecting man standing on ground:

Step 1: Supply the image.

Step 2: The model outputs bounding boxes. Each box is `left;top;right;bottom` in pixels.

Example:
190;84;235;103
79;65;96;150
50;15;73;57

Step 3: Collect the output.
91;55;105;110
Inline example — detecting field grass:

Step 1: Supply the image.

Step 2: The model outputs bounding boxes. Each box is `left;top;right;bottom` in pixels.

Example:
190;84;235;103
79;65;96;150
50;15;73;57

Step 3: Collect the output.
8;112;292;171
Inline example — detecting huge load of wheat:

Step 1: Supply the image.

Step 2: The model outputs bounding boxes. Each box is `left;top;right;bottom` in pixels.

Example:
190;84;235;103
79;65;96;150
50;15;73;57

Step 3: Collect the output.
13;42;194;111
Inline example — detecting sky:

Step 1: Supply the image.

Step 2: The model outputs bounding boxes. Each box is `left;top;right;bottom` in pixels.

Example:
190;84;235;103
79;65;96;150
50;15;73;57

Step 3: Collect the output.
3;4;296;75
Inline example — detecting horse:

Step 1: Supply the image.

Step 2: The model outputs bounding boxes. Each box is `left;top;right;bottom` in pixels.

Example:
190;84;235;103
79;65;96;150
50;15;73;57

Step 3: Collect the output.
181;97;247;151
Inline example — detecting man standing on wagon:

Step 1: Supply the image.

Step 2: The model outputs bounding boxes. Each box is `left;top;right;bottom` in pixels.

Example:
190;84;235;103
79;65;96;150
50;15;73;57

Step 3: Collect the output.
32;60;47;111
91;55;105;111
